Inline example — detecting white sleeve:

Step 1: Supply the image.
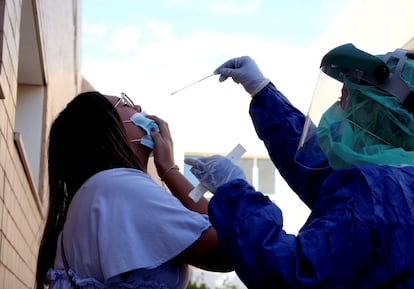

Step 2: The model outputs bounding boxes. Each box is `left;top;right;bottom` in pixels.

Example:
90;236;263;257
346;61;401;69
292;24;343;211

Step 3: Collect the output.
91;169;211;280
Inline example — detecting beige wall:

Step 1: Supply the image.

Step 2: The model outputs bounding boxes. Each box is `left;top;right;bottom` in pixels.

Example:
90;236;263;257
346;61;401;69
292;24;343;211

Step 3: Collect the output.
0;0;80;288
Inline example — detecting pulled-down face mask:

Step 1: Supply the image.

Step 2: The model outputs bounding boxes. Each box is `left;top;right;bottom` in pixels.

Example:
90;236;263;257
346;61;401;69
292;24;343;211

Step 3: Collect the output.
124;112;160;149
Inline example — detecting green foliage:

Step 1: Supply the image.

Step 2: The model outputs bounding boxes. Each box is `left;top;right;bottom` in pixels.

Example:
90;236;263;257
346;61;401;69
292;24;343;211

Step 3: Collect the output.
186;280;209;289
186;272;238;289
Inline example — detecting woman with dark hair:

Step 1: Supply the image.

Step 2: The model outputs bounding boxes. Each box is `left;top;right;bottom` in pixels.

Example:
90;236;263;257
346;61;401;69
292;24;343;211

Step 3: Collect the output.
35;91;232;289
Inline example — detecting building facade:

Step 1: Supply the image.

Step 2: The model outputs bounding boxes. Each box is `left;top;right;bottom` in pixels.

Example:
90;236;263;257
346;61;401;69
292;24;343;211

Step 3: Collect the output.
0;0;81;288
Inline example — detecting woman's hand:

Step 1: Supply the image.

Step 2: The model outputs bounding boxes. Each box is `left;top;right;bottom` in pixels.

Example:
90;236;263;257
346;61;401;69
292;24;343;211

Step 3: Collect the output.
147;115;176;179
148;114;210;214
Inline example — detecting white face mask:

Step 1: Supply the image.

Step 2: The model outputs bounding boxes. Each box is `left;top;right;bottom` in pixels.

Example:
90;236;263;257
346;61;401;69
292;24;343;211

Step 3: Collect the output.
123;112;160;149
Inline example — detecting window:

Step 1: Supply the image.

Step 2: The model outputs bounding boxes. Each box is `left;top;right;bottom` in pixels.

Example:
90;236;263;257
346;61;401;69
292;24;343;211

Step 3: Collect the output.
14;0;46;202
257;158;276;195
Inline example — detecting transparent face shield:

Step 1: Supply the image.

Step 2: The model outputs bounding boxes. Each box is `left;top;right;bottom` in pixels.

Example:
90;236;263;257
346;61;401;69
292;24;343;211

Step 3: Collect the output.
295;70;344;169
295;44;414;170
294;67;413;170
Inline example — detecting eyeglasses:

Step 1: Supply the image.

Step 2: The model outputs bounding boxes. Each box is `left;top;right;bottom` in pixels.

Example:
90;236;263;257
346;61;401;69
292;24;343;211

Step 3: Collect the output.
114;92;135;108
115;93;142;144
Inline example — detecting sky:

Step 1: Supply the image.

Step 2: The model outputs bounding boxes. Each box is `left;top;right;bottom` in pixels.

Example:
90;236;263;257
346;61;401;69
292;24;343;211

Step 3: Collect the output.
81;0;348;153
80;1;348;287
80;0;349;235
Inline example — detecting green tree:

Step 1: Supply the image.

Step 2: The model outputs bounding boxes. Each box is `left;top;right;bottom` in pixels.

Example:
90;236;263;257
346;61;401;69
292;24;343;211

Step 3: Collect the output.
187;272;209;289
186;272;238;289
186;280;210;289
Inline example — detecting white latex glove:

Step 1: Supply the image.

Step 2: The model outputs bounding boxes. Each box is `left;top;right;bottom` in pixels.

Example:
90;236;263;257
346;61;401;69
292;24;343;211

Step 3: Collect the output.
214;56;270;96
184;155;246;193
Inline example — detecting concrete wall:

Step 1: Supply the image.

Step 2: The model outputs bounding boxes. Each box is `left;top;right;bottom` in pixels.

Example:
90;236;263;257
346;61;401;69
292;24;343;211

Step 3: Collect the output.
0;0;80;288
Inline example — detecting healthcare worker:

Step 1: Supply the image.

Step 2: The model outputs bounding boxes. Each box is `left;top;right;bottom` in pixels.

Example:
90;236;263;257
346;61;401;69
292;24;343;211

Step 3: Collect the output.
185;44;414;289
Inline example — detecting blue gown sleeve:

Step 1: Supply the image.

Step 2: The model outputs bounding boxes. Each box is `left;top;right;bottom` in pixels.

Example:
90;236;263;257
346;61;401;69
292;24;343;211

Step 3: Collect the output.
208;174;374;289
249;83;332;208
210;83;414;288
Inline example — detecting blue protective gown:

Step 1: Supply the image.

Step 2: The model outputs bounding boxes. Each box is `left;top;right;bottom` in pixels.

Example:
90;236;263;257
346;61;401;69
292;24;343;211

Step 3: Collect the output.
208;83;414;289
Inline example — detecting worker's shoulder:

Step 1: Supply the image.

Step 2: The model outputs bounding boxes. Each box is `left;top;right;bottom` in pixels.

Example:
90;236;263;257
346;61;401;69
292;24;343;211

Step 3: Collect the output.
328;164;414;193
324;164;414;189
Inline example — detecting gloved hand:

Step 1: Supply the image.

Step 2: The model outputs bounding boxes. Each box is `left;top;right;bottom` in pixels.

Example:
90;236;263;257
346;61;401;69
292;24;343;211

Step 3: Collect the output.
214;56;269;96
184;155;246;193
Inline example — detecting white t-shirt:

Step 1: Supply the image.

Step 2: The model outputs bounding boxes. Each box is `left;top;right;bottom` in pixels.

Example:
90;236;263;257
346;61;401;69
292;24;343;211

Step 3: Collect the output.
48;168;211;289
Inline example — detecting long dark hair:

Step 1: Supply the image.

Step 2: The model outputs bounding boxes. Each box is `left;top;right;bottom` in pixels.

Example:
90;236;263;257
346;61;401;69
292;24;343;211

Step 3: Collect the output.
36;91;143;289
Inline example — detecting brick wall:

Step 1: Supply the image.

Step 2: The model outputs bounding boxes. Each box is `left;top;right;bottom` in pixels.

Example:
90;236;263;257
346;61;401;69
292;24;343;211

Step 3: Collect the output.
0;0;80;288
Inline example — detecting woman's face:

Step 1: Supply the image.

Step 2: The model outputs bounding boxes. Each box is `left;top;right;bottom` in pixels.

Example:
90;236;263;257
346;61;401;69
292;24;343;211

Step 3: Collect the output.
105;94;152;169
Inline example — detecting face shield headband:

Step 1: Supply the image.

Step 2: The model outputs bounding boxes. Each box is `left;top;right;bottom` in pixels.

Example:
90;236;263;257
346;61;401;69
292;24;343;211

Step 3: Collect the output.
321;45;412;105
